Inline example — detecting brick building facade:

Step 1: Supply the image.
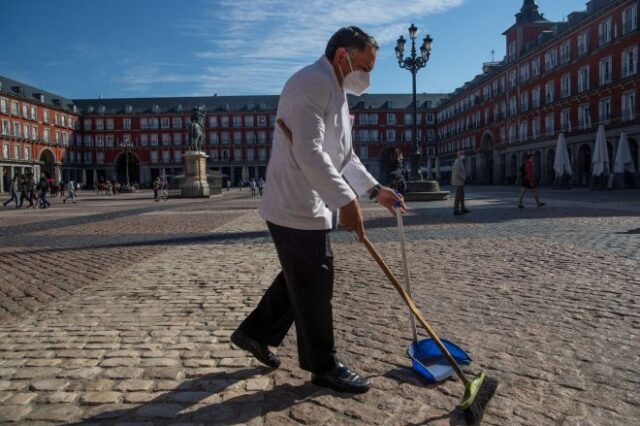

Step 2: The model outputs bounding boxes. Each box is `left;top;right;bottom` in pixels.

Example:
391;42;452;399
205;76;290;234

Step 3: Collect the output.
1;0;638;191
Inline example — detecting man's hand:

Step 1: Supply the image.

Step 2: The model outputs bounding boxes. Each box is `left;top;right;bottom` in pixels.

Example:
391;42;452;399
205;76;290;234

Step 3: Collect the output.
375;186;407;216
339;199;365;242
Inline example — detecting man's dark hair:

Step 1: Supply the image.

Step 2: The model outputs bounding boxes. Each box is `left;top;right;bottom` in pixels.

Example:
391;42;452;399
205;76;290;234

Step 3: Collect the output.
325;26;379;61
527;154;534;159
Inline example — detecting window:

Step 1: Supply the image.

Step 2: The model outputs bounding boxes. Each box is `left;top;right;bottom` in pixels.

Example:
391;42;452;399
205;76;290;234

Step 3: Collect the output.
520;92;529;112
149;118;158;129
578;104;591;130
233;131;242;144
520;64;530;83
359;114;369;125
531;57;541;77
68;117;74;129
175;150;182;162
369;114;378;126
24;125;29;140
232;116;242;127
210;149;218;161
174;133;182;146
106;118;114;130
161;117;170;129
22;104;28;118
560;73;571;98
209;116;218;127
386;129;396;142
599;56;613;85
245;131;255;144
1;120;8;136
257;115;267;127
96;135;104;147
369;129;378;142
0;98;6;113
545;80;555;104
545;113;555;135
560;109;571;132
150;134;158;146
162;133;171;146
623;4;638;34
560;41;571;64
96;152;105;164
358;130;369;142
578;66;590;92
622;46;638;78
106;134;114;147
222;131;230;144
359;146;368;160
509;69;518;89
622;91;636;121
532;86;541;108
508;40;516;62
532;117;541;139
162;151;171;163
387;113;396;125
10;101;18;115
13;122;20;138
508;125;516;143
258;148;267;161
244;115;254;127
234;148;242;160
599;17;612;46
509;97;518;116
43;128;49;142
519;121;528;141
544;49;557;72
140;118;148;129
210;132;219;144
150;151;159;163
2;144;8;159
222;149;229;161
599;97;612;122
95;118;104;130
140;134;149;146
83;119;92;130
23;146;30;161
404;114;413;125
172;117;182;129
30;106;36;120
404;130;412;143
578;31;589;56
43;109;49;123
246;148;254;161
258;131;266;144
123;118;131;130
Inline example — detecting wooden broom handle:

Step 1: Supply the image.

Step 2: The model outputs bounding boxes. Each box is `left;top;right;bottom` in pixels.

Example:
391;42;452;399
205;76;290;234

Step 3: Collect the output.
362;237;469;385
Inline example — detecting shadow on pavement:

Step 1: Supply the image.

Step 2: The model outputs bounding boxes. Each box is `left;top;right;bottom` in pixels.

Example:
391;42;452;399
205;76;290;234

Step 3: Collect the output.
70;367;341;425
616;227;640;234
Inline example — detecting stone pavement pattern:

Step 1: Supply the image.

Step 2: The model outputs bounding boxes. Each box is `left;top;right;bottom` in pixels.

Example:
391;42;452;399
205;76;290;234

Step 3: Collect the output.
0;187;638;425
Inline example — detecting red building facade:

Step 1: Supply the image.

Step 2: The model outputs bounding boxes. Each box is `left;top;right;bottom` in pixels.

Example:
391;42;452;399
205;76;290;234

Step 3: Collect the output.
0;76;77;192
436;0;640;185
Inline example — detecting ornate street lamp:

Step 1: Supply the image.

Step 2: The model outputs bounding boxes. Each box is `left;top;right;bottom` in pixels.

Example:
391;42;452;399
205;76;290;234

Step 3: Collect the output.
396;24;433;180
118;137;135;191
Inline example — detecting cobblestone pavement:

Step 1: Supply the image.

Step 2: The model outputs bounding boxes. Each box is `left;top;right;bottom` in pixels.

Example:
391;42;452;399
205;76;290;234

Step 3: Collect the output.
0;187;638;425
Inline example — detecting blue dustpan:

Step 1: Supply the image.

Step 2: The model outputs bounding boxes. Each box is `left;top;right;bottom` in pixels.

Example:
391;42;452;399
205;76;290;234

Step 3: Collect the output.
407;338;471;382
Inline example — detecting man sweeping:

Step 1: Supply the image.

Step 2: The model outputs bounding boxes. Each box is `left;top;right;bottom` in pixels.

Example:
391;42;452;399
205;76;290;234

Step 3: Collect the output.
231;26;405;394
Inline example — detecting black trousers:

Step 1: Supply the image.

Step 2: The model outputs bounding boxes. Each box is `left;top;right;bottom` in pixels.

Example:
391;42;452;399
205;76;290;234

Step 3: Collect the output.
238;221;337;374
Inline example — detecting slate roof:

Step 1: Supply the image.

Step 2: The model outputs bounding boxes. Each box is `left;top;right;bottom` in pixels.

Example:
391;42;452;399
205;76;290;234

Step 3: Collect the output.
0;74;77;113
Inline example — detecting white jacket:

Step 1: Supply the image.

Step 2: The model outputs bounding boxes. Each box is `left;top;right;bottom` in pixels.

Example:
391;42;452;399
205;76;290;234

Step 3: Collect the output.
259;56;378;230
451;157;466;186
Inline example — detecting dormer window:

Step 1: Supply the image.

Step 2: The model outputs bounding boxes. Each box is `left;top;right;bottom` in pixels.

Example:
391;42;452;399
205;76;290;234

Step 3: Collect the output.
152;104;160;113
176;104;183;112
125;104;133;113
99;105;106;114
247;102;254;111
87;106;94;113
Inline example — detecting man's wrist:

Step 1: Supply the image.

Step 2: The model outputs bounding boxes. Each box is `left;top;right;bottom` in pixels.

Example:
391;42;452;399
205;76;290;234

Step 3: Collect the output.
368;184;382;200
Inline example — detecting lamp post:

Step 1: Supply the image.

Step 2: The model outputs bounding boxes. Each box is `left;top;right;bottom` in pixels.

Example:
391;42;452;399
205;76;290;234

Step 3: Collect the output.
395;24;433;180
118;137;133;191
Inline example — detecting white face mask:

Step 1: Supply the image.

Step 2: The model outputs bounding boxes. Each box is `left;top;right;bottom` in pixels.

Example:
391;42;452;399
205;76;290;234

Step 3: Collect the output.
342;53;370;96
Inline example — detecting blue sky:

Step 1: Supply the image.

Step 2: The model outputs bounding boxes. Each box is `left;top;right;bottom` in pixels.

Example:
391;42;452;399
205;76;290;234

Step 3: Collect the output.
1;0;587;99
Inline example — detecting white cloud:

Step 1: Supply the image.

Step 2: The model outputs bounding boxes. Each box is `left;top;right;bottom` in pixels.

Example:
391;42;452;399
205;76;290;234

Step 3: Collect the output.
124;0;465;95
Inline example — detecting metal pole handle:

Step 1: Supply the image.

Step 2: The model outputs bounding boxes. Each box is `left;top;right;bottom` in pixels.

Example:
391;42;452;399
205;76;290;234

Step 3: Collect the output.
396;207;419;344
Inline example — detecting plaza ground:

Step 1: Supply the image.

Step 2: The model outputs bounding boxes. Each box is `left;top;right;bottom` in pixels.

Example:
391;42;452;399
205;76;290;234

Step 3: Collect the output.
0;186;639;425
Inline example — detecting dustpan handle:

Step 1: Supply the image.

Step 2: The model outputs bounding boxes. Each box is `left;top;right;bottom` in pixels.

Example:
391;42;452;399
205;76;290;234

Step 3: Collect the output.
395;206;419;344
362;236;469;386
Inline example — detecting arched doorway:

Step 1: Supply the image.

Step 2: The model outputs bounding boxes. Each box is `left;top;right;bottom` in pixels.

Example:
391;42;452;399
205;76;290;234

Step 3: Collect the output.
546;149;555;184
39;149;55;178
578;144;591;186
629;137;638;170
116;152;140;186
510;154;518;184
534;151;542;183
481;133;494;184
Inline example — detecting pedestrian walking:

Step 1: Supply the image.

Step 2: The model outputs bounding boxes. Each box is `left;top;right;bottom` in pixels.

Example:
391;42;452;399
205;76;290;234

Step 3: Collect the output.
226;179;231;191
249;178;257;197
451;150;470;215
58;180;65;198
258;177;265;196
152;177;160;201
3;175;19;208
19;175;30;208
518;154;545;208
38;172;51;208
63;180;77;204
231;26;405;395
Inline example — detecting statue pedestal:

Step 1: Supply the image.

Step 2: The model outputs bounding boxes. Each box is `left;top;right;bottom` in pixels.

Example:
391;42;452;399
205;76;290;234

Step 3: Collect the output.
403;180;449;202
181;151;210;198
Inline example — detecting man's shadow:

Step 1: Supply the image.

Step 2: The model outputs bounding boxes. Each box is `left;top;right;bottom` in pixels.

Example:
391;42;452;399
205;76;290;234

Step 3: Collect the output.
70;367;346;425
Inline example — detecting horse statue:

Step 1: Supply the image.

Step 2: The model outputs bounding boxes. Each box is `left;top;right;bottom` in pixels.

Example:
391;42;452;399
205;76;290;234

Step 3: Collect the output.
188;107;205;152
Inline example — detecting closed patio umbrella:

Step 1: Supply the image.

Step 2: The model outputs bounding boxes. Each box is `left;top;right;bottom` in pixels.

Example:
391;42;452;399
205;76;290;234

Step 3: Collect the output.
591;125;609;176
553;133;572;177
434;157;441;180
426;157;432;180
613;132;636;174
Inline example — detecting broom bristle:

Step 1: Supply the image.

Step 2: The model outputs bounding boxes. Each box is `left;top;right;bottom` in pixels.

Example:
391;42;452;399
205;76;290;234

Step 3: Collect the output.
462;375;498;425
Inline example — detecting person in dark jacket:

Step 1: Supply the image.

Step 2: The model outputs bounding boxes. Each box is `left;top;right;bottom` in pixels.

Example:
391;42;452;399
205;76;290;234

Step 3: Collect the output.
38;173;51;208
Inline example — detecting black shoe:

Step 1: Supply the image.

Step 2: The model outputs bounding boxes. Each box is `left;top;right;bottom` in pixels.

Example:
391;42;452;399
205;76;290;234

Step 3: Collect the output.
461;208;471;214
231;329;280;368
453;210;464;216
312;362;371;394
537;202;546;208
518;204;525;209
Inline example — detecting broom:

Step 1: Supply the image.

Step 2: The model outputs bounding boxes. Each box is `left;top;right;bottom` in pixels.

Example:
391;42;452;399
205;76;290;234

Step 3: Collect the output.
276;118;497;422
362;237;498;425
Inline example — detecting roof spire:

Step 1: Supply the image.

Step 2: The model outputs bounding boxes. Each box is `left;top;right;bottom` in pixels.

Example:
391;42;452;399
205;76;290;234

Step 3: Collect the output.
516;0;545;24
